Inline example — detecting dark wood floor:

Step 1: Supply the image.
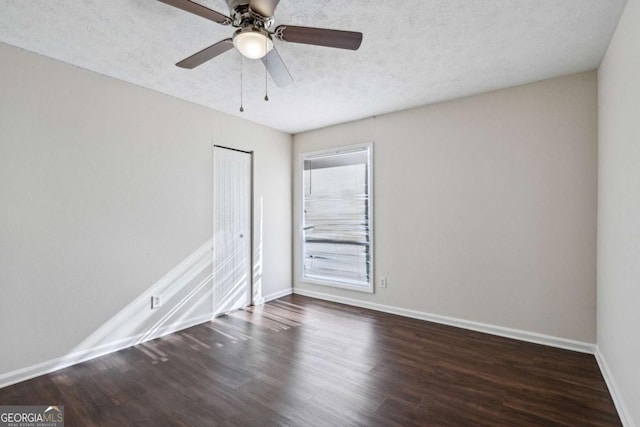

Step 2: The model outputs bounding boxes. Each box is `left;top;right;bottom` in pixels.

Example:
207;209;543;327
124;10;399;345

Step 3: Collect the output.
0;295;620;426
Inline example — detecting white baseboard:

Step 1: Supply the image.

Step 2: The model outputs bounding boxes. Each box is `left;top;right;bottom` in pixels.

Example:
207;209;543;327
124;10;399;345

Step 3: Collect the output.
0;288;296;390
293;288;596;354
4;286;625;424
595;347;635;427
0;313;213;390
260;288;293;304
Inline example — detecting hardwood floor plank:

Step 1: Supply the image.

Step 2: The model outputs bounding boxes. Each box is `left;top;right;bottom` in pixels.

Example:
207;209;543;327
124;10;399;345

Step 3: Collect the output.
0;295;621;426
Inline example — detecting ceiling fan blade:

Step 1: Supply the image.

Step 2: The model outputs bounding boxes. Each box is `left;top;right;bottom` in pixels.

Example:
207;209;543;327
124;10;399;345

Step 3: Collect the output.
176;39;234;69
158;0;231;25
274;25;363;50
249;0;280;17
261;47;293;87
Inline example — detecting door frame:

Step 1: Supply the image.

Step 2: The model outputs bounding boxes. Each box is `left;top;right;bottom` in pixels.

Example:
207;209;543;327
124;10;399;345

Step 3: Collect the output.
212;144;254;311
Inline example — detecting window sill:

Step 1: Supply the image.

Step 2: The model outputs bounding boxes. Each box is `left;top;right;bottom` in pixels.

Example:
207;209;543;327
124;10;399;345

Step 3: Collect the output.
300;276;374;294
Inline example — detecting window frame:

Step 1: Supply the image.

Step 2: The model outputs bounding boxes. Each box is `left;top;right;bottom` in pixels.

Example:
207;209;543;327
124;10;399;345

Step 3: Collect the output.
299;142;374;293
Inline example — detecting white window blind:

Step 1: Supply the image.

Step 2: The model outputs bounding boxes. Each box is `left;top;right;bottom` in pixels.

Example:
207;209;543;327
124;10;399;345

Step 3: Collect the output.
302;144;373;292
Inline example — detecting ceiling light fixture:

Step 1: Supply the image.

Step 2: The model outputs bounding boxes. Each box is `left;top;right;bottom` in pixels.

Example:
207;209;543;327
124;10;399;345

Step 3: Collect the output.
233;28;273;59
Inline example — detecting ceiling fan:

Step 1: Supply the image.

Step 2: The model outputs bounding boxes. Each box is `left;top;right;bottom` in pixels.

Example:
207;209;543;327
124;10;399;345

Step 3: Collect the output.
158;0;363;87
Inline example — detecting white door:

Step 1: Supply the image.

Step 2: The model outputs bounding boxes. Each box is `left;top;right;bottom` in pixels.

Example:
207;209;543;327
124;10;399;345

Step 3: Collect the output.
213;146;252;315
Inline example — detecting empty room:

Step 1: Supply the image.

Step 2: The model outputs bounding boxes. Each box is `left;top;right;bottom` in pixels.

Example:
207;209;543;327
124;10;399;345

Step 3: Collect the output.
0;0;638;425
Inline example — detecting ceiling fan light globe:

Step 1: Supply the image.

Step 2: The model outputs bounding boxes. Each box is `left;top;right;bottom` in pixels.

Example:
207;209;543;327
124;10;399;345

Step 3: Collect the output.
233;30;273;59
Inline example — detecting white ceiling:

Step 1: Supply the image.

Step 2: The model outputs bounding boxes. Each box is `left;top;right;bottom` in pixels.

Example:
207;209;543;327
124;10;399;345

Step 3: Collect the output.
0;0;626;134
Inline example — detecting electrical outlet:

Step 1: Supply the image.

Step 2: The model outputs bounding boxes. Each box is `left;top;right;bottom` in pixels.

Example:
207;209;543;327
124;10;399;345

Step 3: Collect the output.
380;277;387;288
151;295;162;309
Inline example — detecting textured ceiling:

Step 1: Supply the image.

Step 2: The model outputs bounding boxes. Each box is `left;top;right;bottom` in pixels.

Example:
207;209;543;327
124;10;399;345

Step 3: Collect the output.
0;0;626;133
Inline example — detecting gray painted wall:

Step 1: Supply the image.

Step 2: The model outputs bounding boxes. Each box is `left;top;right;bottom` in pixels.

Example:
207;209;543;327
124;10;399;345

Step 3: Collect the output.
598;0;640;422
0;43;292;378
294;72;598;343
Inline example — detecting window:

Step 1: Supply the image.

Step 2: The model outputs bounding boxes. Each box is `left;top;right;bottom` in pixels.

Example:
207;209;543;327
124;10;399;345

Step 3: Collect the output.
301;143;373;292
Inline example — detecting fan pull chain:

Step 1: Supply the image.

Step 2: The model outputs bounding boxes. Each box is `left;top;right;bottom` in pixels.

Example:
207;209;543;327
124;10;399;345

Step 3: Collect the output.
264;38;269;102
239;55;245;112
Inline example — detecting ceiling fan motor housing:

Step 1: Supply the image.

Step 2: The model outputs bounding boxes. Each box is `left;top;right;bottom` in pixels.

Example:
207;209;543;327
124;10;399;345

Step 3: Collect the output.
227;0;274;29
